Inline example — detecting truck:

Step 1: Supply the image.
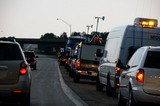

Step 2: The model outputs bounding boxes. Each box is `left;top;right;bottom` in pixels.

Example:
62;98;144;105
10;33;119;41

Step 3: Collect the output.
64;36;86;69
96;17;160;95
72;40;104;83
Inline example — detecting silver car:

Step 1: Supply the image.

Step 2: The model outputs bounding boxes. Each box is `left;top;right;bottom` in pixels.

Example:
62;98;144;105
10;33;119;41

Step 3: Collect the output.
0;41;31;106
118;46;160;106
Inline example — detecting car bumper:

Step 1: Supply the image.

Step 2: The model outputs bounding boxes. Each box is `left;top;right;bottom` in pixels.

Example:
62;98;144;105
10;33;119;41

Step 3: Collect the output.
132;86;160;104
77;70;97;80
0;77;31;101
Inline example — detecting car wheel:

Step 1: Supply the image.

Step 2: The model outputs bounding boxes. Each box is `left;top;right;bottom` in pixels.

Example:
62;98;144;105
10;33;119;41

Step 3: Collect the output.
73;73;80;83
33;65;36;70
118;91;127;106
106;76;112;96
127;88;136;106
96;77;104;91
69;70;73;78
21;92;30;106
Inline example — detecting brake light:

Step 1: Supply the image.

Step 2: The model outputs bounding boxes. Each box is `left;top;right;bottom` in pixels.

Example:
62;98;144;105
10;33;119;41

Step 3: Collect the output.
13;90;23;93
75;60;81;69
136;68;144;83
115;67;121;72
19;61;28;75
19;68;27;75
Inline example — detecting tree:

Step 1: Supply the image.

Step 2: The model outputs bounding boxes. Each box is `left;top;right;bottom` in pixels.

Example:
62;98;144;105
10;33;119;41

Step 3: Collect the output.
60;32;68;39
70;32;81;36
40;33;57;39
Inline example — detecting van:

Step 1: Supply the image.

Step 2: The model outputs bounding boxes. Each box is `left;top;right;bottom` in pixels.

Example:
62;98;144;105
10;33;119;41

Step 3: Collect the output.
96;18;160;95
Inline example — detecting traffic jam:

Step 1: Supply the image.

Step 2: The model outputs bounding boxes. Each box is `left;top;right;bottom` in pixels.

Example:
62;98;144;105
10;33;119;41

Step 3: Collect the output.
58;17;160;106
0;17;160;106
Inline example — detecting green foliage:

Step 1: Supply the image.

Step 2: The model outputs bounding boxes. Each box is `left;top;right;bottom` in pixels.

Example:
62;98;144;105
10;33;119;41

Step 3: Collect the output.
60;32;68;39
40;33;57;39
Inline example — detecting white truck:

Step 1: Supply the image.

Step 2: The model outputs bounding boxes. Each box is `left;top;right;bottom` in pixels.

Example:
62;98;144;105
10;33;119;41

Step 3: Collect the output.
96;17;160;95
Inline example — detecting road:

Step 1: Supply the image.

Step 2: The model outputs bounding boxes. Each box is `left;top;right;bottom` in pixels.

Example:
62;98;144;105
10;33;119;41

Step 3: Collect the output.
31;55;78;106
32;55;118;106
59;63;118;106
1;55;117;106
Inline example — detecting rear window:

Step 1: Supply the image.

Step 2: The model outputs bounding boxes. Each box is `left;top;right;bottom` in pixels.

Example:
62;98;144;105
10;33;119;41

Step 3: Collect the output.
144;51;160;69
0;43;23;60
24;52;35;57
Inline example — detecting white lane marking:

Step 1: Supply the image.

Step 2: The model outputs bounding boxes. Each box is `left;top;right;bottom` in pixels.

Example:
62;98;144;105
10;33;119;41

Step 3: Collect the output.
56;62;88;106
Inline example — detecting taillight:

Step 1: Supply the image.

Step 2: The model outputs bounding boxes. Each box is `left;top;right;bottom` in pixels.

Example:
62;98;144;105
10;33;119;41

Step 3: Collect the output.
19;61;28;75
136;68;144;83
75;60;81;69
13;90;23;93
115;67;121;72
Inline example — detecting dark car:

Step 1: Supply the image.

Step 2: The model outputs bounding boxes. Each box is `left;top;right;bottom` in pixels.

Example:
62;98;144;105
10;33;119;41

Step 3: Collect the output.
24;51;38;70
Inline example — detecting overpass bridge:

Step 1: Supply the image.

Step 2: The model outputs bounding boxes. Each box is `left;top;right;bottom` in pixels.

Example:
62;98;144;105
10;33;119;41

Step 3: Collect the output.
0;38;68;53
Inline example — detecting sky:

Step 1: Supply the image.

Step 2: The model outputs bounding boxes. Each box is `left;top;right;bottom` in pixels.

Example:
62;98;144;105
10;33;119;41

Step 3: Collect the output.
0;0;160;38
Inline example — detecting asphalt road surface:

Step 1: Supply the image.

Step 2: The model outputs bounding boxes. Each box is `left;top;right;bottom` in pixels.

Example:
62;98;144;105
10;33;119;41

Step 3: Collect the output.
0;55;117;106
31;55;84;106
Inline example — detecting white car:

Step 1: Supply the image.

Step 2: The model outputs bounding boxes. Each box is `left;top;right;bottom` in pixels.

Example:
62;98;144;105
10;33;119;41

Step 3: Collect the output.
118;46;160;106
0;41;31;106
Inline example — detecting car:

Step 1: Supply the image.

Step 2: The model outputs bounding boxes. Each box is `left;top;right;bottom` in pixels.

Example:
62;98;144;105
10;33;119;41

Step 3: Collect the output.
24;51;38;70
58;51;68;66
118;46;160;106
0;41;31;106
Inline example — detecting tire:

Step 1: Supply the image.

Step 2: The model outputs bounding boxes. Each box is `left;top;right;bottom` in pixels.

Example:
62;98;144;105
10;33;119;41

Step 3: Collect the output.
69;70;73;78
118;91;127;106
106;76;112;96
126;88;136;106
21;92;30;106
33;65;36;70
73;73;80;83
96;77;104;91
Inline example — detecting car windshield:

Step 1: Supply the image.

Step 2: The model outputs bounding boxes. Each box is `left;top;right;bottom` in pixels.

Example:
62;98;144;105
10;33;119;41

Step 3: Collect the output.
0;43;23;60
144;51;160;69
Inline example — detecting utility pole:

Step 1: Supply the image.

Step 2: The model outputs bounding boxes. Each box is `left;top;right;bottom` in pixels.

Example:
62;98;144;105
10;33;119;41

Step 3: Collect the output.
90;16;105;42
95;16;105;32
86;25;93;34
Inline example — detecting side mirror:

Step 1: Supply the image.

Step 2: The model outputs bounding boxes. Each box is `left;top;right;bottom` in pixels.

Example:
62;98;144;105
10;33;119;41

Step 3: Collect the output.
125;65;130;69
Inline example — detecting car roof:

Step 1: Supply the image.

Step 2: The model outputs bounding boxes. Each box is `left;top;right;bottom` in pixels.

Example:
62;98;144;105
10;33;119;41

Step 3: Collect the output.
141;46;160;51
0;40;19;45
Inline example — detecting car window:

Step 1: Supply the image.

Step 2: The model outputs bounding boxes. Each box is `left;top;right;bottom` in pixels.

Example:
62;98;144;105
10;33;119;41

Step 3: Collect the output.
0;43;23;60
128;48;144;67
24;52;35;57
144;51;160;69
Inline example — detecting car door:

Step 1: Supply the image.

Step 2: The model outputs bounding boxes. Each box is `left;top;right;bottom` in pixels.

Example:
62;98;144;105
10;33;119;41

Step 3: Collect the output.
120;48;145;97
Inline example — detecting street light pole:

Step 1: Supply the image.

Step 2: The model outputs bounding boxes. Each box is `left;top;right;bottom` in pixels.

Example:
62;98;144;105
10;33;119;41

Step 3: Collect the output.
57;18;72;36
86;25;93;34
90;16;105;42
95;16;105;32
